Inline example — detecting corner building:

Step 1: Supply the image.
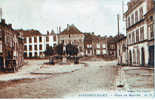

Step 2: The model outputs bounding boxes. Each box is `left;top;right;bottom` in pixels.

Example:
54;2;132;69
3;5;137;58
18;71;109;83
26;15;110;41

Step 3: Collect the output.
124;0;154;66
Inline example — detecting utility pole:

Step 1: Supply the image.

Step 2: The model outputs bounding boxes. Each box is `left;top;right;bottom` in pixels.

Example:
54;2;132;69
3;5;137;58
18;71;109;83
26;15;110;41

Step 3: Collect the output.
122;0;125;21
117;14;120;36
0;8;2;22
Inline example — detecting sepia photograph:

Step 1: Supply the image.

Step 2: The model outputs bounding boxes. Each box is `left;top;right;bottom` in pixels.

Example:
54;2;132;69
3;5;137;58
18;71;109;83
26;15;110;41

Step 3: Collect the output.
0;0;154;98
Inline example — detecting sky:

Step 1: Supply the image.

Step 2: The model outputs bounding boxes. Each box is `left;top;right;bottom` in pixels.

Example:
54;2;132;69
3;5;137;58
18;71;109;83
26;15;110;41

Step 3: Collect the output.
0;0;130;36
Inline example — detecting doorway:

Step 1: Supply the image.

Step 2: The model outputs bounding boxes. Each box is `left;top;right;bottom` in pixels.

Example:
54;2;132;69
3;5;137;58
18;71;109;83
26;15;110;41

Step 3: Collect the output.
141;47;145;66
149;46;154;66
129;50;132;65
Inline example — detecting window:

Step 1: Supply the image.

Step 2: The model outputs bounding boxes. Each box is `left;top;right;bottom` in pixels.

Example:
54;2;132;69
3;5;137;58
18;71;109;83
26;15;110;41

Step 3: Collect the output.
131;14;134;25
24;53;27;57
135;11;138;23
129;34;131;44
29;53;32;58
136;29;139;42
39;44;42;50
127;34;129;44
133;49;136;64
34;37;37;43
24;45;27;51
29;37;32;43
139;7;143;20
35;52;37;57
29;45;32;51
35;45;37;50
46;36;49;42
150;24;154;39
150;16;153;21
132;32;135;43
140;27;144;41
128;17;131;27
39;37;42;42
46;44;49;49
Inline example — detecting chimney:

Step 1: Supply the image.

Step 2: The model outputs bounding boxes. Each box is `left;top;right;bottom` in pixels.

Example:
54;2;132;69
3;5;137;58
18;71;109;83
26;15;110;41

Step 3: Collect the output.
8;24;12;29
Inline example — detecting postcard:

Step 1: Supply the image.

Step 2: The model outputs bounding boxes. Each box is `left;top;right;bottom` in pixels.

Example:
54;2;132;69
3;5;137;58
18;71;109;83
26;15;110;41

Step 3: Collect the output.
0;0;154;99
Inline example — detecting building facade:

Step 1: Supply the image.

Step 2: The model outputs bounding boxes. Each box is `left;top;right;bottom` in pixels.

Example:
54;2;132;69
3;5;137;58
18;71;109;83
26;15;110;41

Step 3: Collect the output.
145;0;154;66
58;24;85;56
107;37;117;58
19;30;58;58
84;33;107;56
0;19;24;72
124;0;154;67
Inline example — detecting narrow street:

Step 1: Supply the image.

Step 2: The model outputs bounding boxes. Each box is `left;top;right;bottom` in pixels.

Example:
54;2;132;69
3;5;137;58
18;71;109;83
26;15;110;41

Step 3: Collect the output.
0;59;119;98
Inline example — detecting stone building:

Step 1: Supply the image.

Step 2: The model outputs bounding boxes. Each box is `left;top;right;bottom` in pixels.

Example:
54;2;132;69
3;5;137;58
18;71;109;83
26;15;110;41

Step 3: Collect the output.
58;24;85;56
116;36;127;65
145;0;155;66
0;19;24;72
84;33;107;56
19;30;58;58
124;0;154;67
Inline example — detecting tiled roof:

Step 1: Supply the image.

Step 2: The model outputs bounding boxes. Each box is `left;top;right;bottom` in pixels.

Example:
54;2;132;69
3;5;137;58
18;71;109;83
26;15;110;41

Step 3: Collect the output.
107;34;126;43
17;29;42;37
60;24;83;35
84;33;104;43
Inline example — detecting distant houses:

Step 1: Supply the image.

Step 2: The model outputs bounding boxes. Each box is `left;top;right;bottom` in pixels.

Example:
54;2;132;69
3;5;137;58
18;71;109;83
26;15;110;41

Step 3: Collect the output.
58;24;85;56
84;33;107;56
21;24;109;58
18;29;58;58
107;36;117;58
58;24;108;56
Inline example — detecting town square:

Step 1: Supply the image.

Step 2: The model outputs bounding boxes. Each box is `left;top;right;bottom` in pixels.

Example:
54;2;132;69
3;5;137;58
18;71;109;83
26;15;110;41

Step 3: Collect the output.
0;0;154;98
